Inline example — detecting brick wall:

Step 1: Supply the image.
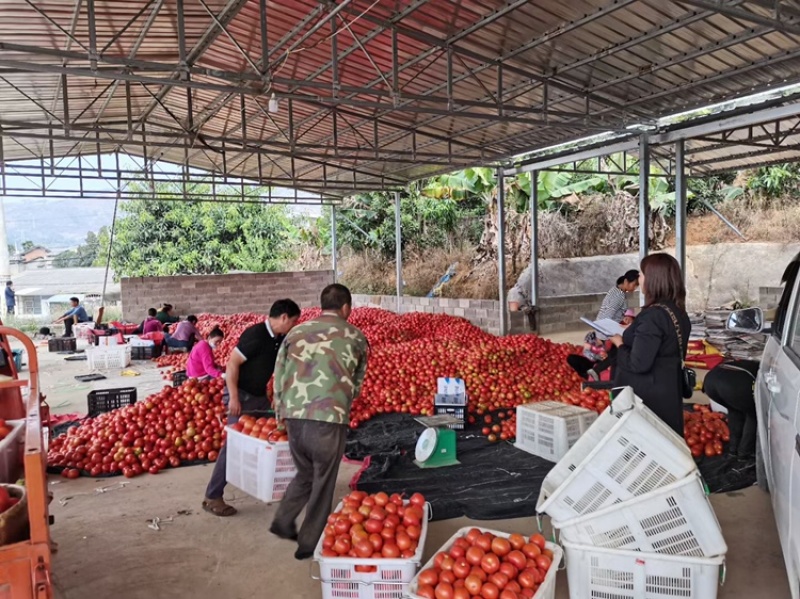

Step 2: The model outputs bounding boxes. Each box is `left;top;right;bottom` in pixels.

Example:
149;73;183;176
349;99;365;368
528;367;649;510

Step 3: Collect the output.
759;286;784;309
352;292;640;336
121;271;334;320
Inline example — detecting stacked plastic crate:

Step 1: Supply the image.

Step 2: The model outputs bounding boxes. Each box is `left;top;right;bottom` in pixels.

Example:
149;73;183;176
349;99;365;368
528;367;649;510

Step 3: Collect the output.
536;388;728;599
433;377;467;430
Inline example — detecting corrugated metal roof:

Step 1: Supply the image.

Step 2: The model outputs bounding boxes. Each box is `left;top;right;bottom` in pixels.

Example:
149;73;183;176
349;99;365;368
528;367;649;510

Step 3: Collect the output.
2;0;800;196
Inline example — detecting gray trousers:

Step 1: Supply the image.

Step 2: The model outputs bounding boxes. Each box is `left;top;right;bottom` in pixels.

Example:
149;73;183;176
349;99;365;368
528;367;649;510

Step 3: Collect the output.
272;419;348;553
204;387;271;500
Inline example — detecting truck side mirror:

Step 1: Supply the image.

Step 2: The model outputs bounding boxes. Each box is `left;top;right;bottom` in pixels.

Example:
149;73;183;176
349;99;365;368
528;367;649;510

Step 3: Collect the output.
726;307;764;333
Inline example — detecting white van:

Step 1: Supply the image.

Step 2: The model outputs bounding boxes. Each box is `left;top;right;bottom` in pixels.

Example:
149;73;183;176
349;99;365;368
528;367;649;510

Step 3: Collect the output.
728;251;800;598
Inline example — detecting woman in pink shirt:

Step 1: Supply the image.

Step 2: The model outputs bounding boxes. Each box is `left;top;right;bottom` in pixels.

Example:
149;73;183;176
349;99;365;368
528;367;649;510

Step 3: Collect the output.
142;308;162;335
186;327;225;380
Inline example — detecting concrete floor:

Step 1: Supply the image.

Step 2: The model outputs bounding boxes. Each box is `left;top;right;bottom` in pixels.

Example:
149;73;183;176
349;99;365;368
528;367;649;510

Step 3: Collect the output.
19;333;793;599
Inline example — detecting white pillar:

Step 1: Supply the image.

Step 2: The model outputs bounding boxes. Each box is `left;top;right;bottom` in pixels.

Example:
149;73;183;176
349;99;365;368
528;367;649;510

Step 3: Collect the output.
0;195;9;315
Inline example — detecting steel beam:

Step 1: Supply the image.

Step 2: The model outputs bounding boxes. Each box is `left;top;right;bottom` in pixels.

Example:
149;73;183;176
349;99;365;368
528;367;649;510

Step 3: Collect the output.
677;0;800;35
675;140;687;280
395;191;403;311
497;168;508;336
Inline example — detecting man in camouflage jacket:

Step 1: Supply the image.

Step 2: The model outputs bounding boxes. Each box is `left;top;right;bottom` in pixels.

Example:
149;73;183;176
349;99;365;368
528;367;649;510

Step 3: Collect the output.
271;283;368;560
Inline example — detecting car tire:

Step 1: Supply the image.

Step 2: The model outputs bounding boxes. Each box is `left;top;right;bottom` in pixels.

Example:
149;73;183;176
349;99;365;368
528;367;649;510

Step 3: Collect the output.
756;435;769;492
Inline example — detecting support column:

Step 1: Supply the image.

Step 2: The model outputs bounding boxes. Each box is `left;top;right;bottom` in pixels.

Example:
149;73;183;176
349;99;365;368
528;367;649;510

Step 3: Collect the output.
0;195;9;314
638;134;650;265
395;191;403;313
330;205;338;283
529;170;539;310
497;168;508;336
638;134;650;307
675;140;687;281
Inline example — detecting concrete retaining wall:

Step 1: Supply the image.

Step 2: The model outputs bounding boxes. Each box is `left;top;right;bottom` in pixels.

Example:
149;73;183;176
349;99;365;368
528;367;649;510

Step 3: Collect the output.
759;286;785;309
352;292;639;335
120;271;334;320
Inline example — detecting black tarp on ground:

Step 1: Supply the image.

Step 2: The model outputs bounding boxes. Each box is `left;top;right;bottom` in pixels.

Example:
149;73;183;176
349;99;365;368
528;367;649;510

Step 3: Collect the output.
345;413;756;522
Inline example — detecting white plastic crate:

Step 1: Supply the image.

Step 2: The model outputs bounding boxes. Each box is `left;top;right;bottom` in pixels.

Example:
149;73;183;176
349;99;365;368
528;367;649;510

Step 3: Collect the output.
516;401;598;462
536;387;696;523
314;501;429;599
86;344;131;370
554;472;727;557
225;426;296;502
73;322;96;342
407;527;562;599
0;420;25;484
563;540;725;599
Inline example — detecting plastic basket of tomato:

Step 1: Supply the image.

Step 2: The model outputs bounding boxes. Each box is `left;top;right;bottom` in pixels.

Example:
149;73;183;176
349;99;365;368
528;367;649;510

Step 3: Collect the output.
225;416;295;503
0;420;24;484
407;527;562;599
515;401;597;462
313;492;430;599
553;471;727;557
562;540;725;599
536;387;697;523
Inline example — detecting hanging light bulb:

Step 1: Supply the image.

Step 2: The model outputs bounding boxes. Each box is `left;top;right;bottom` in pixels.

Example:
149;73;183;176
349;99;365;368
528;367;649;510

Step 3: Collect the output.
268;93;279;113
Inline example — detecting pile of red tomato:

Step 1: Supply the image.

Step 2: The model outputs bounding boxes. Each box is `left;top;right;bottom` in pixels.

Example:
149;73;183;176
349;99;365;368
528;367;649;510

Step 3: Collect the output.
48;378;227;478
320;490;426;559
684;404;730;458
231;415;288;443
150;308;604;429
475;411;517;443
415;529;555;599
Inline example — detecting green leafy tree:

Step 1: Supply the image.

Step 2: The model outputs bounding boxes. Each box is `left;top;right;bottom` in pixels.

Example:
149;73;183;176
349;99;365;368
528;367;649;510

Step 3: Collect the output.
101;182;296;277
20;241;34;252
53;228;107;267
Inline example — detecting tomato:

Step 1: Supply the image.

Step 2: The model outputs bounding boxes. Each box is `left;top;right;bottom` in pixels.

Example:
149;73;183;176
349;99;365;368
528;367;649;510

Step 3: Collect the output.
410;492;426;507
506;550;527;571
465;528;482;545
518;570;536;589
474;535;493;552
499;562;517;580
499;591;519;599
440;571;456;586
354;540;373;558
480;582;499;599
480;553;500;575
488;573;509;589
491;537;511;557
529;534;546;551
466;546;485;566
418;569;439;587
464;575;483;596
452;559;471;580
521;544;541;559
382;543;401;558
508;533;526;551
453;588;471;599
535;555;552;571
417;585;436;599
435;582;454;599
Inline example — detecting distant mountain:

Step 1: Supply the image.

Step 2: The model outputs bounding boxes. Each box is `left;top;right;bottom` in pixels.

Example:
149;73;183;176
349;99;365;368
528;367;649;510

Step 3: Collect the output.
2;198;117;251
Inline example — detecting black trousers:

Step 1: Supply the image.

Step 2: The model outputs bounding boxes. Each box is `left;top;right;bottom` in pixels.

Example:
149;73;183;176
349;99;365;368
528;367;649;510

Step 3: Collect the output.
272;419;348;553
204;388;271;500
703;361;759;457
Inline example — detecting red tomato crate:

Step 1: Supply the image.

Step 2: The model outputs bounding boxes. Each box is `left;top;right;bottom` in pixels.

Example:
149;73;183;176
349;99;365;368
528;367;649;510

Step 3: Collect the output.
313;501;430;599
407;527;562;599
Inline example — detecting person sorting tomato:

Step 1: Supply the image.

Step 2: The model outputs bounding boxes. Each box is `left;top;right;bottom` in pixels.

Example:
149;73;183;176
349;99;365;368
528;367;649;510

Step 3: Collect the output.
270;284;369;560
186;327;225;380
201;299;300;517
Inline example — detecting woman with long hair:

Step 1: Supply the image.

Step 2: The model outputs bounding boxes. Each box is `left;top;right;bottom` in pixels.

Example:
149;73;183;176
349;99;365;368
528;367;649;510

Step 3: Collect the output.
610;254;691;436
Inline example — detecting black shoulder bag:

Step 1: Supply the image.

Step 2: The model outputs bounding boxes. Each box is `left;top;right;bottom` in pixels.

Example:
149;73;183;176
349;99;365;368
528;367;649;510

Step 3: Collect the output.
656;304;697;399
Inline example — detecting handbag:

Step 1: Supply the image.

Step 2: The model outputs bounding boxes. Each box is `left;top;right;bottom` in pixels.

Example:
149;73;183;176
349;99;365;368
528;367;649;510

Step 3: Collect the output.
656;304;697;399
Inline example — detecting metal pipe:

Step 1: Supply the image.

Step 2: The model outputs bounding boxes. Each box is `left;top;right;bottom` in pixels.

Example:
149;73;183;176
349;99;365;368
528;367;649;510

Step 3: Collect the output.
395;190;403;313
675;140;687;279
331;205;338;282
497;168;508;336
530;170;539;311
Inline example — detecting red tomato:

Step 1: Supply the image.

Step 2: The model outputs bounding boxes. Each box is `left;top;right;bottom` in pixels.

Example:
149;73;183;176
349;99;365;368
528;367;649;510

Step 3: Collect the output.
466;546;485;566
506;550;527;571
435;582;454;599
464;575;483;596
491;537;511;557
452;559;471;580
480;553;500;575
480;582;499;599
417;585;436;599
418;569;439;587
529;534;546;551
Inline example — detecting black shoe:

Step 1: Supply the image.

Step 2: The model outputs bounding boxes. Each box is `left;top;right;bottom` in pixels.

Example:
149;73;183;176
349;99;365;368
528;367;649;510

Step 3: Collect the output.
294;548;314;561
270;524;298;541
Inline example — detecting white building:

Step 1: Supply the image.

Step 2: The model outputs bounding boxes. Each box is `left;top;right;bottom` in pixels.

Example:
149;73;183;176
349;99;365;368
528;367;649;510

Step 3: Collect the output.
11;268;120;317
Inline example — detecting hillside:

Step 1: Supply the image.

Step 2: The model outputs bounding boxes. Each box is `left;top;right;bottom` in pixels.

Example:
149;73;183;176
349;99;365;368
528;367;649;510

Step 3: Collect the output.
3;198;115;250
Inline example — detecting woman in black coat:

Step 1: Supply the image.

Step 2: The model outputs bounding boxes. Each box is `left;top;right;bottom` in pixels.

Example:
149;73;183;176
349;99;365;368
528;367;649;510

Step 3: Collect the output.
610;253;691;437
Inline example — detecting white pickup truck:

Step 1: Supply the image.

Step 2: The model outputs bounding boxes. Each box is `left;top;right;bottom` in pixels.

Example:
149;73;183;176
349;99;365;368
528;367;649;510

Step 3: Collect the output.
728;251;800;598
